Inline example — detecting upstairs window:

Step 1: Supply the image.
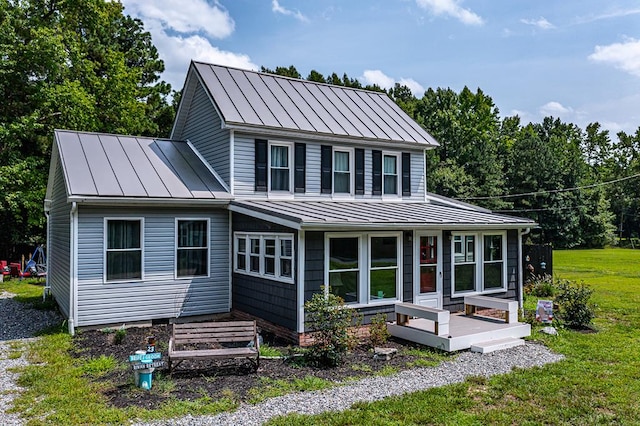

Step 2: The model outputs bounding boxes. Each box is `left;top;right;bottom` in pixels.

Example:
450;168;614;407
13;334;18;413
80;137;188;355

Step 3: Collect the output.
383;154;398;195
176;219;209;278
105;219;143;282
269;143;292;192
333;149;352;194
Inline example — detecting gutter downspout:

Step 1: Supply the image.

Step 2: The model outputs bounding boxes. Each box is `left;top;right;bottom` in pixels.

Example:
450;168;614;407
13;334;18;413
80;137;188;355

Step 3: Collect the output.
518;227;531;310
68;202;78;336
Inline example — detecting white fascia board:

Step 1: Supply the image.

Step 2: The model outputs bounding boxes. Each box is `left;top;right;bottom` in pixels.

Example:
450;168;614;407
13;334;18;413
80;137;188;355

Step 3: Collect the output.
223;124;437;151
67;196;231;207
228;204;301;230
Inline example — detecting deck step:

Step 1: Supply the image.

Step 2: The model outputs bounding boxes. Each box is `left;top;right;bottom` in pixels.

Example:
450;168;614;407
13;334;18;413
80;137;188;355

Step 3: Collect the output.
470;338;525;354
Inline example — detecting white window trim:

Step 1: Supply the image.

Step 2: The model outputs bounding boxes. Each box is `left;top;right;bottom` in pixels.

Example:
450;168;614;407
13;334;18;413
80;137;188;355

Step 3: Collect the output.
174;218;210;279
382;152;400;198
324;232;402;306
332;147;355;196
234;232;295;283
450;231;508;297
103;217;145;284
268;140;294;195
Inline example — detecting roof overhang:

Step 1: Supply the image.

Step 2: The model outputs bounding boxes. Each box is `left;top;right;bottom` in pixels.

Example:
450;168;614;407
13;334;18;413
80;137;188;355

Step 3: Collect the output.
68;196;231;207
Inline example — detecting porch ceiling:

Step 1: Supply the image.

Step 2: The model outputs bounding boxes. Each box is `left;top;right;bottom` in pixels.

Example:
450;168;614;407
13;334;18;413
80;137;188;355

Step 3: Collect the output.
229;199;536;231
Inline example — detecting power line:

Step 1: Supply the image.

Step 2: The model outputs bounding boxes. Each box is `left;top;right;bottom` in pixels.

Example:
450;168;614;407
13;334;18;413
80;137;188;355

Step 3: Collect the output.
459;172;640;201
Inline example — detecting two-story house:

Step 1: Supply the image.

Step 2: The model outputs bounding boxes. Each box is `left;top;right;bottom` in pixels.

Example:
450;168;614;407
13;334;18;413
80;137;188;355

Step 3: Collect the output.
45;61;535;342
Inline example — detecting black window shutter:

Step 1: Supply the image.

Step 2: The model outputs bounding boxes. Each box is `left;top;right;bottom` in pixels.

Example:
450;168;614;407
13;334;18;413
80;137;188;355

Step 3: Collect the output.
372;150;382;195
255;139;267;192
355;148;365;195
402;152;411;196
321;145;332;194
294;143;306;193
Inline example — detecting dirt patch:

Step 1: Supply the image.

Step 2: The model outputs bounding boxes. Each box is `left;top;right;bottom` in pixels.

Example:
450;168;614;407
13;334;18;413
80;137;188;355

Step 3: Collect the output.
71;324;447;410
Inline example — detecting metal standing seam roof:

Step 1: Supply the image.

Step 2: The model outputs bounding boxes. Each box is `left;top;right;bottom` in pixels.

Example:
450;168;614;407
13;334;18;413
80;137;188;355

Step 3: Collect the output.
192;61;439;147
54;130;231;201
229;200;536;230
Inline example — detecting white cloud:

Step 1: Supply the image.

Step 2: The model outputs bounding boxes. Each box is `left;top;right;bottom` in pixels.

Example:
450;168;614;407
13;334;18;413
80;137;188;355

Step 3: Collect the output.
361;70;425;97
120;0;257;90
520;17;554;30
415;0;483;26
272;0;309;22
589;38;640;77
573;8;640;25
539;101;573;116
122;0;234;39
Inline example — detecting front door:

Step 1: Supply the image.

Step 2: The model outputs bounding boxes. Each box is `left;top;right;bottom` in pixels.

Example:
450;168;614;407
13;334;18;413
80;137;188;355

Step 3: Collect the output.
414;232;442;308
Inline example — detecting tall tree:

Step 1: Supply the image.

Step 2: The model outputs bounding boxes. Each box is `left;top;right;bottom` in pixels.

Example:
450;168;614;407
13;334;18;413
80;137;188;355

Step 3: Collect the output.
0;0;174;257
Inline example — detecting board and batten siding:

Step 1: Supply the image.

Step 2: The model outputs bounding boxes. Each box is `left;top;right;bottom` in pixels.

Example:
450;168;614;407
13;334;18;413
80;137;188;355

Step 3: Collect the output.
233;132;425;200
48;161;71;317
74;207;230;327
177;82;231;186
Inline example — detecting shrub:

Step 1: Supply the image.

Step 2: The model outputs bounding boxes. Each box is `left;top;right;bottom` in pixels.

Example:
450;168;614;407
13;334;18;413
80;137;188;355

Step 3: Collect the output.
368;313;390;348
525;274;556;297
554;280;596;329
113;328;126;345
304;288;359;367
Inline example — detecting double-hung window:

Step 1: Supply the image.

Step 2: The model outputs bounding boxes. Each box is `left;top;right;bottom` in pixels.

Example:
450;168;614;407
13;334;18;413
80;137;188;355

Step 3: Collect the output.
235;233;294;282
369;236;399;300
452;232;507;296
105;219;143;282
333;149;352;194
176;219;209;278
383;153;399;195
328;237;360;303
269;143;292;192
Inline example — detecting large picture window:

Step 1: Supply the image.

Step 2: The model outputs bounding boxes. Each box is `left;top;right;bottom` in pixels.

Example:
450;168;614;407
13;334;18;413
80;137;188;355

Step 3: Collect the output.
452;232;507;296
270;143;291;192
328;237;359;303
325;233;401;305
105;219;142;282
234;233;294;283
176;219;209;278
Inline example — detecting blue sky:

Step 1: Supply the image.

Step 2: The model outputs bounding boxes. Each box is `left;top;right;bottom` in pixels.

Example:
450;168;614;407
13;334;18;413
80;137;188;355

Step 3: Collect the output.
121;0;640;135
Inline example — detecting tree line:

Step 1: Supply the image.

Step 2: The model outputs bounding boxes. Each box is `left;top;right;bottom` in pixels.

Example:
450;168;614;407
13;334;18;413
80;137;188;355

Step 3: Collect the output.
1;1;638;258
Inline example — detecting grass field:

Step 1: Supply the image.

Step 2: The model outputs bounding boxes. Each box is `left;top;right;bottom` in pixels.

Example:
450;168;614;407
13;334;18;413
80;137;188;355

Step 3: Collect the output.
3;249;640;424
266;248;640;425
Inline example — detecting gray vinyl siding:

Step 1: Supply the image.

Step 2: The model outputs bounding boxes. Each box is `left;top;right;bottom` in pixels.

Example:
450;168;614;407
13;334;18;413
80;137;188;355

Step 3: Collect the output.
178;82;231;186
233;132;425;200
75;206;229;327
48;162;71;317
231;213;297;329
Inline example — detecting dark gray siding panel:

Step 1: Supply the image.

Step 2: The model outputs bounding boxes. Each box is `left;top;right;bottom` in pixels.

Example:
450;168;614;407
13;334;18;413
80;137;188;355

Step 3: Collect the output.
304;231;324;302
180;82;231;186
506;229;518;299
403;232;413;302
442;233;456;311
231;213;298;329
48;161;71;317
75;207;229;327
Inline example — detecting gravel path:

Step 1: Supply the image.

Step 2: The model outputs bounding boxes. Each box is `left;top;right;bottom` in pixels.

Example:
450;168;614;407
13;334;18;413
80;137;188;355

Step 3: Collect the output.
135;342;563;426
0;290;63;426
0;290;564;426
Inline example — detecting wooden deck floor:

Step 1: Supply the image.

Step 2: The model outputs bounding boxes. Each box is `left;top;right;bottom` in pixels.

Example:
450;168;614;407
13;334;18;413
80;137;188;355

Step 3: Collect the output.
388;313;531;352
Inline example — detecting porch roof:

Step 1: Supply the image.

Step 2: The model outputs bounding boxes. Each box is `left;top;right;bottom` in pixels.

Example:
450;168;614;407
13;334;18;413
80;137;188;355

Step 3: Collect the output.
229;199;536;231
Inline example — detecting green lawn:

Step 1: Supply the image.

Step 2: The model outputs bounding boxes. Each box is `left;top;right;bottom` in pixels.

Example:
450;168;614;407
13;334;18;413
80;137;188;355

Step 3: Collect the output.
267;248;640;425
3;249;640;424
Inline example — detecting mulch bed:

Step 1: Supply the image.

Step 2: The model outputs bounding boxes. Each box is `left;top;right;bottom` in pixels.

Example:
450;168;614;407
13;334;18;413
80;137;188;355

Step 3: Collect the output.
71;324;446;410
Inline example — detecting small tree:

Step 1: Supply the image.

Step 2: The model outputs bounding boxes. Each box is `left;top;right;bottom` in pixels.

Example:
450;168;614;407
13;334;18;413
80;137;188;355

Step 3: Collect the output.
304;289;359;367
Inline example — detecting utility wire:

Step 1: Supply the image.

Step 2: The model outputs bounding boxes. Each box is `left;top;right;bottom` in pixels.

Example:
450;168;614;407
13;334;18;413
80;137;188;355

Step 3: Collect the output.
459;172;640;201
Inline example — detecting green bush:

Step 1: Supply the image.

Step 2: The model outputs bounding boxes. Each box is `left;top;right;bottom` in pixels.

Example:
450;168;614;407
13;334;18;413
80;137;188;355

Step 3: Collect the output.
304;288;360;367
368;313;390;348
525;274;556;297
554;280;596;329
